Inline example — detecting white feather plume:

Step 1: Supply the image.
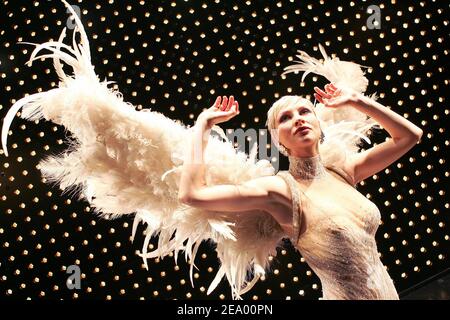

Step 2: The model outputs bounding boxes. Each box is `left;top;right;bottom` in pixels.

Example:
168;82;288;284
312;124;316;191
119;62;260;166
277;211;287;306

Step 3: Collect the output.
282;43;369;93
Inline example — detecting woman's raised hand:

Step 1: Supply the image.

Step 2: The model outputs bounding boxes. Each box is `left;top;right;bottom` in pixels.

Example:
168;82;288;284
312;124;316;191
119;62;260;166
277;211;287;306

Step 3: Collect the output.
314;83;359;108
198;95;239;128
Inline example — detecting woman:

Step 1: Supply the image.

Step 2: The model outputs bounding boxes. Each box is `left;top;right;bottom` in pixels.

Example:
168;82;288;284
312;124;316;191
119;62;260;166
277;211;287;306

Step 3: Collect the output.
178;86;423;299
2;1;423;300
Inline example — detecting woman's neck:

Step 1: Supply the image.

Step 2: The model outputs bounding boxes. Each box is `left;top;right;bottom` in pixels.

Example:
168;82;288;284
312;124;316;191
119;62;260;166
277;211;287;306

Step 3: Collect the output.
288;153;327;180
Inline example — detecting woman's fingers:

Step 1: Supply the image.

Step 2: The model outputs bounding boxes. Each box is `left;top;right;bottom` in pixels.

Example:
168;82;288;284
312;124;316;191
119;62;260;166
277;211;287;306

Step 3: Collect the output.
230;101;238;114
213;95;239;115
327;84;343;98
226;96;234;111
213;96;221;108
329;83;338;90
325;84;336;94
314;93;324;104
220;96;228;110
314;87;332;99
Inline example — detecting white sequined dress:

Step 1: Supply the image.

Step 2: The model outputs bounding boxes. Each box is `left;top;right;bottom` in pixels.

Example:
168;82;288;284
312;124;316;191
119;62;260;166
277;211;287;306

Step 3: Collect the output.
277;160;399;300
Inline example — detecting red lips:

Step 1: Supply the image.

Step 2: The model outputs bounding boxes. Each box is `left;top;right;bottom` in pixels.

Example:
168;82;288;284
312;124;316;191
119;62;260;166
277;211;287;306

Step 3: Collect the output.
294;126;311;135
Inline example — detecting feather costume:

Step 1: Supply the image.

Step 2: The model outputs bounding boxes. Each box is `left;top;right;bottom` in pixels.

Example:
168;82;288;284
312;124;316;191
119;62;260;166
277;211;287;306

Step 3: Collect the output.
1;1;379;299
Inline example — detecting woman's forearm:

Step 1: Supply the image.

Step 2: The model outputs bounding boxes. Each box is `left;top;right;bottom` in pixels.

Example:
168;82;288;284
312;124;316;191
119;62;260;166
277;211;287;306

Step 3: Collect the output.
352;93;423;141
178;117;211;200
178;95;238;201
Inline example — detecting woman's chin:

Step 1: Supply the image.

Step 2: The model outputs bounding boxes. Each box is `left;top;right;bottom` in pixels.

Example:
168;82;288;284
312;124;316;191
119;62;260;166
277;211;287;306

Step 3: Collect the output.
295;135;316;144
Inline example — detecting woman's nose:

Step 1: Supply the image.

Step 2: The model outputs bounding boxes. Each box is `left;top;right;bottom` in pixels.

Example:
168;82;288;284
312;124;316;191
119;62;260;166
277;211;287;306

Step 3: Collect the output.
294;117;305;126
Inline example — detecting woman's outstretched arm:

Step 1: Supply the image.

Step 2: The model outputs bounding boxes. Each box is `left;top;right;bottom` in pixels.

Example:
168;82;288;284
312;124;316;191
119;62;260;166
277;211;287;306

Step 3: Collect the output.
177;96;289;222
315;83;424;184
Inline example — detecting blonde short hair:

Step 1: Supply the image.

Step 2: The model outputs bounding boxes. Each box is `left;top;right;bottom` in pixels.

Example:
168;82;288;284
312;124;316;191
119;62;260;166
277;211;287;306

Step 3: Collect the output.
265;95;315;133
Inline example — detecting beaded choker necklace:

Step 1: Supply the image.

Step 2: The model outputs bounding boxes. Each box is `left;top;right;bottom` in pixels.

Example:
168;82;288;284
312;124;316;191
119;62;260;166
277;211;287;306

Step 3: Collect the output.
288;154;327;180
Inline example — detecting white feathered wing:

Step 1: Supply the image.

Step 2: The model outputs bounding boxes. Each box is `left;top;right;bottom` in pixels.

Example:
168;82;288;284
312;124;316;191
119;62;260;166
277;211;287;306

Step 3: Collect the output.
1;0;286;300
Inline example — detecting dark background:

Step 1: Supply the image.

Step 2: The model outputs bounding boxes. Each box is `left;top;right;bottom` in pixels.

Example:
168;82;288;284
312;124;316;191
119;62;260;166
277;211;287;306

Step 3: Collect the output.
0;0;448;300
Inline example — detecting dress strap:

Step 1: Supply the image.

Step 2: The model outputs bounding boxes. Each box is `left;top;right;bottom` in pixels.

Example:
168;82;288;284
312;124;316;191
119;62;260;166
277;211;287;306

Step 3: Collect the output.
276;170;302;244
324;164;356;187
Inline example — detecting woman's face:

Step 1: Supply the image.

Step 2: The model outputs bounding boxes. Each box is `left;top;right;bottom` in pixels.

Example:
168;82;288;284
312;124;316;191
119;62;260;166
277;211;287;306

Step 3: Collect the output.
275;102;321;153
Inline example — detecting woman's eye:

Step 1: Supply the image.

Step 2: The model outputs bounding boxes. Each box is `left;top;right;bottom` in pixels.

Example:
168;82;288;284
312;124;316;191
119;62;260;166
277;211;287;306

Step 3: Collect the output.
300;109;310;114
280;115;289;122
